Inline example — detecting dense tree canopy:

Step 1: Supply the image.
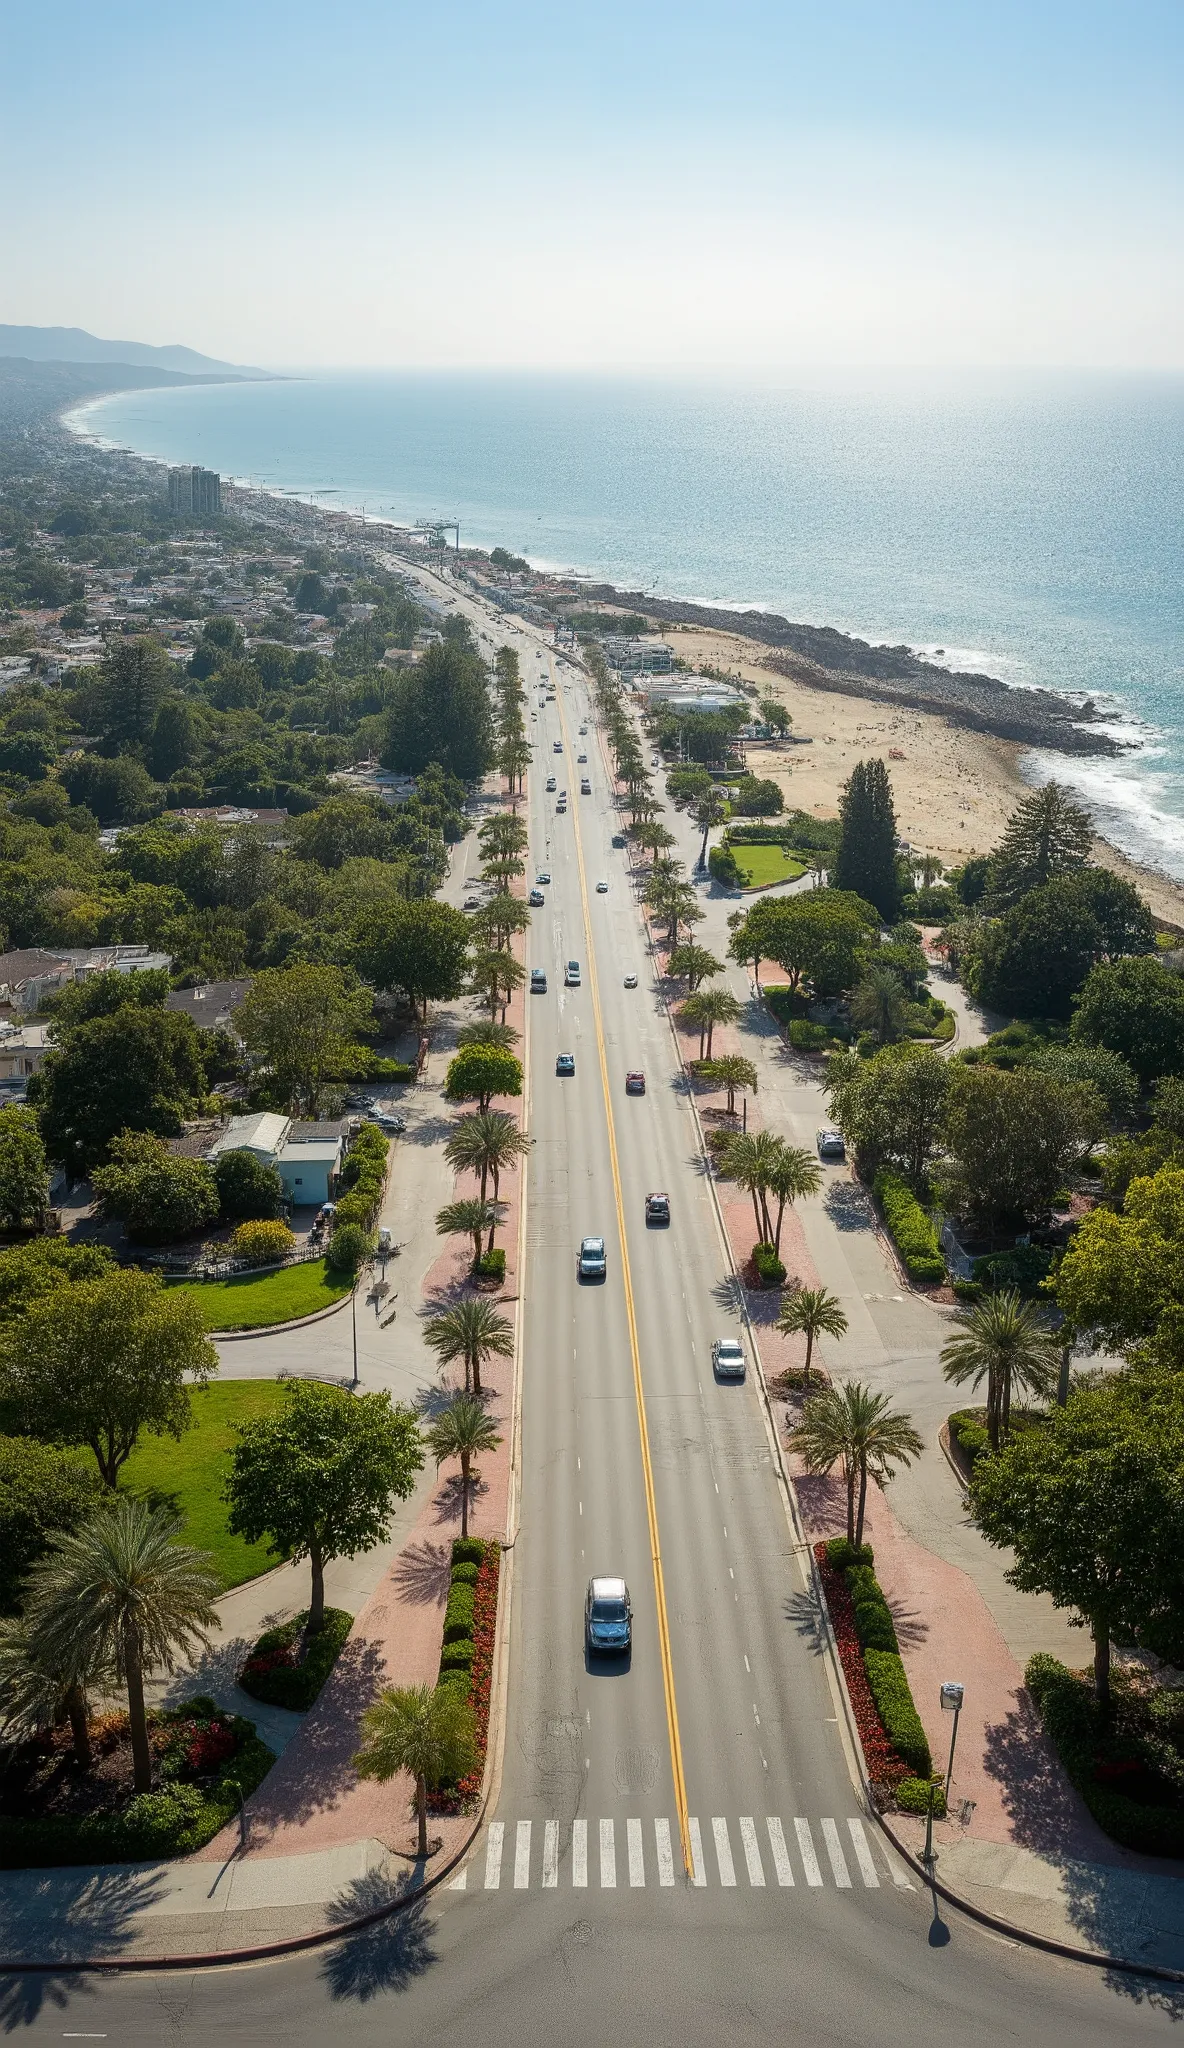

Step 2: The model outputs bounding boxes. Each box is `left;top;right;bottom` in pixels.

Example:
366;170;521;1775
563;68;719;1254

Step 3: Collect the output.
92;1130;219;1244
969;871;1155;1018
0;1106;48;1229
832;759;899;922
939;1062;1103;1222
30;1003;208;1173
234;963;373;1114
382;639;494;781
356;897;471;1019
1071;955;1184;1084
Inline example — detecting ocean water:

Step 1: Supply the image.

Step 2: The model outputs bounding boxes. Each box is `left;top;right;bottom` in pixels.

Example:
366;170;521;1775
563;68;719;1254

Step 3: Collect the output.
72;370;1184;877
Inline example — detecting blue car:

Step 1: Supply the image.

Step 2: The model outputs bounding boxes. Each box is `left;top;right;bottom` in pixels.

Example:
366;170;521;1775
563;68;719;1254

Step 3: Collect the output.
556;1052;576;1076
585;1577;632;1656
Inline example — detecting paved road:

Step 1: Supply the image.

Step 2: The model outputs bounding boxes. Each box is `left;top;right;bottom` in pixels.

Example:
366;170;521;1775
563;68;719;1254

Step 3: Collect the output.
19;584;1182;2042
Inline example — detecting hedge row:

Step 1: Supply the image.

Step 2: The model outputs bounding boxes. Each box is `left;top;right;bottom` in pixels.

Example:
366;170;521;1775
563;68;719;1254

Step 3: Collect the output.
1026;1654;1184;1857
238;1606;354;1711
430;1537;500;1812
825;1538;932;1779
0;1699;276;1868
948;1408;992;1473
334;1127;390;1232
873;1171;945;1285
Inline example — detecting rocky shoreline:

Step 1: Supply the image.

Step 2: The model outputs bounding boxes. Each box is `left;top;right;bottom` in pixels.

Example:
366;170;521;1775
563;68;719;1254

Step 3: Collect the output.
577;582;1128;758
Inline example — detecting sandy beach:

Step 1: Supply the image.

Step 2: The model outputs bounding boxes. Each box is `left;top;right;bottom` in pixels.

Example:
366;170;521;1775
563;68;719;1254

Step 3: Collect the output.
661;621;1184;931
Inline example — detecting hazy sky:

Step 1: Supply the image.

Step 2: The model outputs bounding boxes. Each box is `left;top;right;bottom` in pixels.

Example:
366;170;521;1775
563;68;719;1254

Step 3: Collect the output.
2;0;1180;371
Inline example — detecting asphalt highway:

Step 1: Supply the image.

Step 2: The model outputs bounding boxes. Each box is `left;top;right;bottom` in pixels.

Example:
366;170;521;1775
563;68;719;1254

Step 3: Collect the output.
14;597;1183;2044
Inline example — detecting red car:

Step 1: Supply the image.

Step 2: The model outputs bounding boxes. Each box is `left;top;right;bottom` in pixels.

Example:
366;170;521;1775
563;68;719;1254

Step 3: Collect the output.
625;1071;646;1095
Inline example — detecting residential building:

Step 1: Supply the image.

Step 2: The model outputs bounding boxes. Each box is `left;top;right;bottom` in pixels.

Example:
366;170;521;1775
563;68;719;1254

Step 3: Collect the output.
602;636;673;675
168;467;222;518
0;949;75;1014
165;979;252;1032
0;1020;50;1083
206;1111;347;1209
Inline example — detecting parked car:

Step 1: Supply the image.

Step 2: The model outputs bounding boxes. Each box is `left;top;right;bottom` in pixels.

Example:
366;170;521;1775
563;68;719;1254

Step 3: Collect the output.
645;1191;671;1225
553;740;563;753
578;1235;607;1281
463;896;480;910
585;1576;632;1655
712;1336;746;1381
625;1070;646;1094
530;968;548;993
529;888;545;906
581;779;592;795
577;752;588;763
579;724;588;734
368;1111;405;1134
556;1052;576;1076
816;1128;846;1161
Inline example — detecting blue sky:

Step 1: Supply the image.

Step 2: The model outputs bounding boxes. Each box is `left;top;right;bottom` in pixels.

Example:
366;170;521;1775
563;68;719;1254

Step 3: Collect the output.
2;0;1180;369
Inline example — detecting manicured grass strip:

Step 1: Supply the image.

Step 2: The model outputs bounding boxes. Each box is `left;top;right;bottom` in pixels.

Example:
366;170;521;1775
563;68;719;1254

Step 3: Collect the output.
735;844;808;888
169;1257;352;1331
120;1380;288;1589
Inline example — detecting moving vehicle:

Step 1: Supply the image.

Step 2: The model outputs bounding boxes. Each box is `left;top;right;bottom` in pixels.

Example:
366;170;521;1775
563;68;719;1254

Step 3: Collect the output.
556;1052;576;1076
530;968;548;993
580;779;592;795
585;1576;632;1655
645;1191;671;1225
536;871;551;884
565;960;581;986
369;1110;405;1134
577;752;587;763
816;1127;846;1161
712;1336;746;1381
529;888;545;905
579;724;588;734
625;1070;646;1094
553;740;563;753
578;1235;607;1281
556;800;567;814
612;832;627;848
546;775;557;791
624;973;638;989
595;879;608;893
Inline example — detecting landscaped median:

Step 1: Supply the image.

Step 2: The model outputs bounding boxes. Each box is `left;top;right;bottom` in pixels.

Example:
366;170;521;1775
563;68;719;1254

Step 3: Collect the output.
169;1257;353;1332
872;1170;946;1286
239;1608;355;1711
815;1538;944;1817
429;1536;500;1813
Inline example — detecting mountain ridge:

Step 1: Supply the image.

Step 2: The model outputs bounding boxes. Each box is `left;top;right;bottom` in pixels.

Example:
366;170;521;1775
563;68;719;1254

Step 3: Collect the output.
0;324;272;378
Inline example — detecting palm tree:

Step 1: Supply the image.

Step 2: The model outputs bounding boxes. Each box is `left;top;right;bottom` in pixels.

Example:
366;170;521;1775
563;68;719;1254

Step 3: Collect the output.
716;1129;783;1244
692;792;728;871
468;947;525;1020
354;1683;477;1860
0;1614;112;1772
666;943;723;991
850;968;906;1046
436;1198;502;1269
424;1298;514;1396
455;1020;520;1052
776;1285;848;1388
678;987;741;1060
445;1109;529;1205
790;1383;923;1548
424;1394;502;1539
700;1053;758;1119
940;1288;1060;1450
24;1497;219;1794
765;1146;823;1256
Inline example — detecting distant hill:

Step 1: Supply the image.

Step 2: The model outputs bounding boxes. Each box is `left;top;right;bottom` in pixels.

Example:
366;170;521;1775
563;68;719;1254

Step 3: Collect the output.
0;325;271;378
0;356;256;437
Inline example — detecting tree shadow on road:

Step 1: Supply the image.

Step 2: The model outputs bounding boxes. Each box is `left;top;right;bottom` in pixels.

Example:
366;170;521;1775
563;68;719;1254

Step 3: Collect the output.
0;1866;168;2006
824;1182;875;1232
320;1871;439;2004
390;1540;453;1608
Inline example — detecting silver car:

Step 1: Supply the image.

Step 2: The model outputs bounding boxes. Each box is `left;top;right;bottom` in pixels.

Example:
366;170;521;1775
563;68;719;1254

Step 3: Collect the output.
579;1235;607;1281
816;1127;846;1161
712;1336;746;1381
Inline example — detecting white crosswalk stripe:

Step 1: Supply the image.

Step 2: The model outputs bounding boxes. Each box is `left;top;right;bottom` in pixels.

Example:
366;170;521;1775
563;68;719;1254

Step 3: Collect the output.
456;1815;892;1894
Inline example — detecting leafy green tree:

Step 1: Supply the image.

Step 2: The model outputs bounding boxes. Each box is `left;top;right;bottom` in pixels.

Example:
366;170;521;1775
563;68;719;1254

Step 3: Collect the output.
939;1063;1103;1223
354;1683;477;1860
728;893;874;994
833;759;900;922
0;1106;48;1229
468;946;525;1020
666;942;723;990
790;1382;922;1548
23;1496;219;1792
224;1381;424;1632
698;1054;757;1117
1053;1163;1184;1359
1023;1040;1138;1125
0;1438;101;1617
678;987;741;1059
213;1146;285;1221
57;753;160;825
969;1372;1184;1714
91;635;173;746
50;966;170;1033
775;1286;848;1388
468;892;533;955
444;1109;529;1204
423;1298;514;1397
0;1238;113;1326
0;1267;216;1488
31;1005;208;1174
148;696;200;780
235;964;373;1114
987;782;1094;907
424;1393;503;1539
758;697;791;735
941;1289;1060;1450
293;795;397;870
729;776;784;817
382;640;494;780
970;872;1154;1019
1071;955;1184;1085
357;898;470;1019
825;1042;950;1185
444;1044;523;1112
92;1130;219;1244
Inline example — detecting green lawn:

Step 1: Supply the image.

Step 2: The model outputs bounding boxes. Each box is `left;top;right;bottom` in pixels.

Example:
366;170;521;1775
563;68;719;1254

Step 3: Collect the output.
170;1257;352;1331
121;1380;290;1588
735;845;808;888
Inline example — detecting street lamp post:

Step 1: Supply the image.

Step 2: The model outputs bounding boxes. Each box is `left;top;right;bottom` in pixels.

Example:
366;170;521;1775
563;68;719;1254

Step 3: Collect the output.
351;1281;359;1389
940;1679;965;1798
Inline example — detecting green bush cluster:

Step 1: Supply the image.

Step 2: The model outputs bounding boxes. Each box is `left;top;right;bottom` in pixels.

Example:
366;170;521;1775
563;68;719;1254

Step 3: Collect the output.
970;1244;1054;1295
846;1564;900;1652
326;1221;372;1273
443;1581;476;1643
363;1057;417;1082
873;1171;945;1284
475;1248;506;1284
825;1536;875;1572
788;1018;830;1051
750;1241;786;1287
948;1408;992;1470
238;1607;354;1711
1026;1654;1184;1856
0;1699;275;1868
831;1546;932;1778
433;1539;498;1725
708;843;744;889
894;1776;948;1817
229;1219;295;1267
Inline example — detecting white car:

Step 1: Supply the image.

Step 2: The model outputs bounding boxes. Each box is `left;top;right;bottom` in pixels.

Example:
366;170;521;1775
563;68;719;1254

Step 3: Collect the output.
816;1128;846;1161
565;960;581;986
712;1336;746;1381
624;973;638;988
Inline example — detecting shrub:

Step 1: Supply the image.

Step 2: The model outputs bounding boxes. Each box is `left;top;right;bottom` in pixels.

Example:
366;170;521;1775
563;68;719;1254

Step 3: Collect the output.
825;1536;874;1572
971;1245;1054;1295
873;1171;945;1284
895;1776;948;1817
439;1641;474;1676
789;1019;829;1051
326;1221;372;1272
332;1190;376;1230
708;842;744;889
450;1560;479;1588
846;1566;900;1653
443;1581;475;1644
949;1409;992;1471
750;1241;786;1288
451;1536;487;1568
238;1607;353;1710
951;1278;983;1303
229;1219;295;1267
364;1057;416;1081
213;1148;285;1220
435;1667;472;1696
1026;1654;1184;1856
475;1248;506;1283
863;1649;932;1777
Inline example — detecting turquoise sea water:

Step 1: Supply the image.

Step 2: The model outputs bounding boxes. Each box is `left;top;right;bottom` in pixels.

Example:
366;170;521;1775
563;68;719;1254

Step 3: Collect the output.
73;370;1184;876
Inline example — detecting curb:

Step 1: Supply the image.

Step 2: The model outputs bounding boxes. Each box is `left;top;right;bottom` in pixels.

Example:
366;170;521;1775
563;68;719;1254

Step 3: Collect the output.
214;1284;356;1342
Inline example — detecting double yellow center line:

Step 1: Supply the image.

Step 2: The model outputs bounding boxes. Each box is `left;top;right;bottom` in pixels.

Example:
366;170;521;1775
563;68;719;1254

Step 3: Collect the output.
550;660;693;1881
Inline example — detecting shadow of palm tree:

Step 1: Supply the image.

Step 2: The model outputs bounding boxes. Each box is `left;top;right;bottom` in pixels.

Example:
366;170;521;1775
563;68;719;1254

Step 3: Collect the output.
389;1540;453;1607
745;1288;784;1328
783;1585;827;1655
432;1472;488;1529
0;1865;169;1978
320;1873;439;2003
711;1274;746;1317
825;1182;875;1233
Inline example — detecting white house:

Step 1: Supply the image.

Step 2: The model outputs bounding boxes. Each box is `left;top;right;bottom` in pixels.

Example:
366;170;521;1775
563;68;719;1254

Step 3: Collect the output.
207;1111;345;1209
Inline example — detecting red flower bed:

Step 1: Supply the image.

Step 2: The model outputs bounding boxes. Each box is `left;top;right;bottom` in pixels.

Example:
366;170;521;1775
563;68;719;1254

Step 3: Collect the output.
429;1542;501;1814
242;1645;296;1683
814;1543;911;1791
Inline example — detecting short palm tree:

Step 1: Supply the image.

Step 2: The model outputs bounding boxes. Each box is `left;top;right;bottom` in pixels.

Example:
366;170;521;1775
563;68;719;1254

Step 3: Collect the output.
716;1129;782;1244
666;943;723;991
850;969;906;1046
436;1198;503;1268
940;1288;1060;1450
679;987;741;1060
766;1146;823;1255
444;1109;529;1204
354;1683;477;1859
0;1614;112;1772
424;1394;503;1539
790;1382;923;1548
776;1285;848;1387
424;1297;514;1396
455;1020;520;1053
24;1497;219;1794
700;1054;758;1119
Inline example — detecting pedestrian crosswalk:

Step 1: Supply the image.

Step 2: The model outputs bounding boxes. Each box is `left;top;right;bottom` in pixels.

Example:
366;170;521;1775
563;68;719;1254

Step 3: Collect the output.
448;1814;910;1894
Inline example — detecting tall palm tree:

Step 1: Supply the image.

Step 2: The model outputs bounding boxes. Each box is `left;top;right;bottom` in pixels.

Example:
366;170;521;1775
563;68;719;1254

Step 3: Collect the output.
25;1497;219;1794
940;1288;1060;1450
678;987;741;1060
765;1146;823;1256
776;1285;849;1388
424;1394;503;1539
0;1614;112;1772
850;969;906;1046
354;1683;477;1859
716;1129;783;1244
692;792;728;871
424;1298;514;1396
790;1383;923;1548
445;1109;529;1205
436;1198;502;1269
